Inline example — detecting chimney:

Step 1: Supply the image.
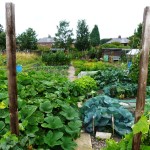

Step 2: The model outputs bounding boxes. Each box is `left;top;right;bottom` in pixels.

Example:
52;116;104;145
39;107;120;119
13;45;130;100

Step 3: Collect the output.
118;35;121;38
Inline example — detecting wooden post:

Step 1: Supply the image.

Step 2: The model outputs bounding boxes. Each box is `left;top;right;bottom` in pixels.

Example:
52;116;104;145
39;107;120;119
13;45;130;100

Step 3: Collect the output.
132;7;150;150
6;3;19;135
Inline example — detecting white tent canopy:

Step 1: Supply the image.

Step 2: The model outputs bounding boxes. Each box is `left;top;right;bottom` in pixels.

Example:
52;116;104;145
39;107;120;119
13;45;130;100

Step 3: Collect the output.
127;49;140;56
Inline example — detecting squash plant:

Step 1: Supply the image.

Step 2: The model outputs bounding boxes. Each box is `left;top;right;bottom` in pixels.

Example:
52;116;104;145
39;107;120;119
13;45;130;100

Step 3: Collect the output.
0;70;82;149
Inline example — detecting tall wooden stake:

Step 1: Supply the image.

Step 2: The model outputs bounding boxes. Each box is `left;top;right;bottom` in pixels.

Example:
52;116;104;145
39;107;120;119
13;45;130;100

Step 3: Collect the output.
132;7;150;150
6;3;19;135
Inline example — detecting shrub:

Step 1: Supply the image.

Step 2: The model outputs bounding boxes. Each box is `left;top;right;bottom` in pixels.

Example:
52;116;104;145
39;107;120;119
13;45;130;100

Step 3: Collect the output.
87;47;102;59
73;76;97;96
42;51;71;66
37;45;50;52
0;54;6;66
129;54;150;85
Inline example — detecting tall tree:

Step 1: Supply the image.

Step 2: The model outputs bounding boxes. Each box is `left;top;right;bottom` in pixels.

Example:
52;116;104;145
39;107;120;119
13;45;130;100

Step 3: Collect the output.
54;20;73;50
129;23;142;49
90;25;100;47
75;20;90;51
0;24;6;51
100;38;112;45
17;28;37;51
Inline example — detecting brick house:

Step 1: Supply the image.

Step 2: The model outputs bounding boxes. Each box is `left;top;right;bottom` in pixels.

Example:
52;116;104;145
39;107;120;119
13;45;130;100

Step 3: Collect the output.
37;37;55;48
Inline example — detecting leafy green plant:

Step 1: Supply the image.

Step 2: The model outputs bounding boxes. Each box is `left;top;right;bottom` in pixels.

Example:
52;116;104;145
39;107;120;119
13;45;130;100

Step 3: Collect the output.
103;82;137;99
80;95;134;136
92;68;131;89
0;70;82;149
73;76;97;97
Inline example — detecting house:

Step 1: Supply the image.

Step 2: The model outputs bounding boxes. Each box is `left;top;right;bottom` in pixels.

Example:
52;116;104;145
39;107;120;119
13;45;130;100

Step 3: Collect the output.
107;36;129;46
37;37;55;48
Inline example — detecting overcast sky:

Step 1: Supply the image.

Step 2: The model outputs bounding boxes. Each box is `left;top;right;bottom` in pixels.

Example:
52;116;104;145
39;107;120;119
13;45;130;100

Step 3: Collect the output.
0;0;150;39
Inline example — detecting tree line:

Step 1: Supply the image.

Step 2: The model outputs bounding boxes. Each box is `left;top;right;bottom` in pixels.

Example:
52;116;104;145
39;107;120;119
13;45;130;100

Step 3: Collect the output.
0;20;142;51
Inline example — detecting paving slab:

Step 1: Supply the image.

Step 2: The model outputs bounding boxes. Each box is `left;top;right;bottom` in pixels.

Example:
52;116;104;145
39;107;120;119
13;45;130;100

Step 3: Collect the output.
75;133;92;150
96;132;112;139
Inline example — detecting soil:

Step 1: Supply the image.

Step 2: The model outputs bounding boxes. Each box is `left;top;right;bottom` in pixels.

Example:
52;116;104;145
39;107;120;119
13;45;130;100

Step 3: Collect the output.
91;134;121;150
91;136;106;150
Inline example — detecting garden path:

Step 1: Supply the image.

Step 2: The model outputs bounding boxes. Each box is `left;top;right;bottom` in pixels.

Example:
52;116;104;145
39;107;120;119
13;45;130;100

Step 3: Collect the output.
68;65;77;81
67;65;92;149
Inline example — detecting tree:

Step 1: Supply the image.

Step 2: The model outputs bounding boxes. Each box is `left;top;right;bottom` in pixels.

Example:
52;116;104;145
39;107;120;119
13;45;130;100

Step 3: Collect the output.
17;28;37;51
90;25;100;47
54;20;73;50
75;20;90;51
0;24;4;33
100;38;112;45
129;23;142;49
0;24;6;51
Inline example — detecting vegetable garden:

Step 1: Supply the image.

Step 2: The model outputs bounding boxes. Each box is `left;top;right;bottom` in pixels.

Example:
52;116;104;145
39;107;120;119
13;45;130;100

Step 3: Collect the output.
1;3;150;150
1;50;150;149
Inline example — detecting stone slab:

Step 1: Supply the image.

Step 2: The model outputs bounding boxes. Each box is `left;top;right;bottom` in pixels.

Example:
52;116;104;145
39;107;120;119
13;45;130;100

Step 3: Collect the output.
75;133;92;150
96;132;111;139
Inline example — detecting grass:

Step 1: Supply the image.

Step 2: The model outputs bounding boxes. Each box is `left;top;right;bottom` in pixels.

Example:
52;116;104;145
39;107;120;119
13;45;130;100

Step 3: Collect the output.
16;52;42;66
0;52;43;68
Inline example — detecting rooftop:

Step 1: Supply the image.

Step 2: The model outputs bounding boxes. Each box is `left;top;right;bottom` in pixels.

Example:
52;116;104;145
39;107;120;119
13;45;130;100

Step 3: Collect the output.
107;36;129;44
38;37;54;43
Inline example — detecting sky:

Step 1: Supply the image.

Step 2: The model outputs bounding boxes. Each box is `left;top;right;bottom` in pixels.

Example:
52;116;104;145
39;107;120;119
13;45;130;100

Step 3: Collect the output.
0;0;150;39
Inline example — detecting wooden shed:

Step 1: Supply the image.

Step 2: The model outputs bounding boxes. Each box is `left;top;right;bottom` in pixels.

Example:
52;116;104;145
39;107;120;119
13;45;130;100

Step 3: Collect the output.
102;48;122;61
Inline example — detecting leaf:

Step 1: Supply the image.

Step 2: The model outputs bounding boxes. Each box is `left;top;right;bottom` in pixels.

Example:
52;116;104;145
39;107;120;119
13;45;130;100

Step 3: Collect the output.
65;121;82;138
44;131;63;147
39;101;53;113
41;116;63;129
60;105;78;120
141;145;150;150
20;105;37;120
0;132;18;150
0;102;6;109
103;139;119;150
0;110;9;118
61;137;77;150
0;93;8;100
26;125;39;134
133;116;149;134
33;111;44;123
0;121;5;131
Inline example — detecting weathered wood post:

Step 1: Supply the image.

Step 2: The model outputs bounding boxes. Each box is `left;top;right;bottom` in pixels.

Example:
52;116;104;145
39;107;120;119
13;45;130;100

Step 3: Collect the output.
6;3;19;135
132;7;150;150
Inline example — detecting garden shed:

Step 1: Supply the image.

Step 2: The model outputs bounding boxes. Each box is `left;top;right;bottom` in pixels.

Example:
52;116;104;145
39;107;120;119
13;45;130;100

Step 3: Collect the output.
102;48;122;61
